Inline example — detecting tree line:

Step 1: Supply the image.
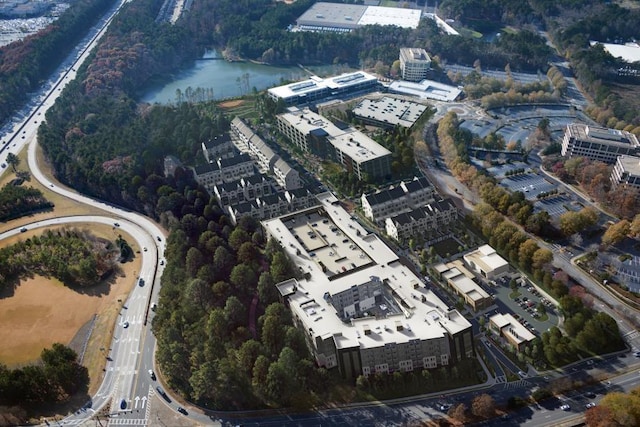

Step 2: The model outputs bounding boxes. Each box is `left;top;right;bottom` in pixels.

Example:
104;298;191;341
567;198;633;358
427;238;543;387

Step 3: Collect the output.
0;0;116;125
0;344;89;410
434;111;624;367
0;228;119;290
0;184;53;222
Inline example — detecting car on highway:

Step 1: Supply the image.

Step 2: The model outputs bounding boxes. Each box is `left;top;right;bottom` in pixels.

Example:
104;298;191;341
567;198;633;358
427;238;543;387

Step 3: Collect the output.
585;402;596;409
20;227;27;232
123;321;129;328
560;404;571;411
160;260;165;266
177;406;188;415
148;370;156;380
151;303;158;311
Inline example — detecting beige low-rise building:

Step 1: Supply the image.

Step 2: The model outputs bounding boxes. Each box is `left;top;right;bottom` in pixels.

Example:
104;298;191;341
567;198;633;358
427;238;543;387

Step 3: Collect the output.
434;261;492;312
463;245;509;280
489;313;536;352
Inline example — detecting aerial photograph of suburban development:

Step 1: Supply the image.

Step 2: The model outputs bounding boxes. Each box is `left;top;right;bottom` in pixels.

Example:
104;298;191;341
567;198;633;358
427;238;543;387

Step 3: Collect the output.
1;0;640;425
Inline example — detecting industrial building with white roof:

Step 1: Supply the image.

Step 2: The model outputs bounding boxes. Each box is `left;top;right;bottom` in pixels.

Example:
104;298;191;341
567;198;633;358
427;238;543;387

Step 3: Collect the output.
294;2;422;33
262;192;474;379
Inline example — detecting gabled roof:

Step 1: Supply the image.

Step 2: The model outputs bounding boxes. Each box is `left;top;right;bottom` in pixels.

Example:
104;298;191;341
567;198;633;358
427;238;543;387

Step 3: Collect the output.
193;163;220;175
402;176;432;194
364;186;405;206
218;153;252;168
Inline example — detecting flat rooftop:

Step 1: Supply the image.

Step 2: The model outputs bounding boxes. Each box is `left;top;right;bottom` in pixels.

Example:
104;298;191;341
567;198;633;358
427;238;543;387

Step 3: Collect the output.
591;41;640;63
566;123;640;148
616;155;640;176
328;130;391;163
353;96;428;128
268;71;377;100
388;79;461;102
296;2;421;31
464;244;509;274
262;192;470;349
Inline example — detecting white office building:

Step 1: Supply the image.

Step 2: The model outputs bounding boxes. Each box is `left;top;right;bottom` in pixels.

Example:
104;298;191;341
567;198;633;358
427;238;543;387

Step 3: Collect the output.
561;123;640;164
399;48;431;82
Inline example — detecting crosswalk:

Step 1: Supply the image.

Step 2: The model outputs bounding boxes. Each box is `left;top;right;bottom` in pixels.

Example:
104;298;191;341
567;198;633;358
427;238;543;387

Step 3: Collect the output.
495;375;507;383
108;419;148;425
503;379;531;390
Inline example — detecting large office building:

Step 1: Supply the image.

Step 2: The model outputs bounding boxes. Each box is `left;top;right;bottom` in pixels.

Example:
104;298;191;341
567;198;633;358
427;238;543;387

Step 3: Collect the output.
610;154;640;190
561;123;640;164
294;2;422;33
262;193;474;379
267;71;378;106
352;96;428;129
276;107;391;180
399;48;431;82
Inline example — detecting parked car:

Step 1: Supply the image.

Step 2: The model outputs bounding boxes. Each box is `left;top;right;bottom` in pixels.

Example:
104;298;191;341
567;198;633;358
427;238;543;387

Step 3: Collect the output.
560;404;571;411
518;370;528;378
585;402;596;409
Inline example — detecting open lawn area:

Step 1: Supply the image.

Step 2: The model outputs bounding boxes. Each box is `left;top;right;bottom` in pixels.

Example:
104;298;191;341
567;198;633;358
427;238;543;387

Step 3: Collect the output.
0;143;143;394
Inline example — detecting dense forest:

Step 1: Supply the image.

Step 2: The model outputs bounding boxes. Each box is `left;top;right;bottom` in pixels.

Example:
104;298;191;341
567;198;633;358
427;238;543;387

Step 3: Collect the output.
178;0;552;72
0;0;116;125
0;184;53;221
0;228;119;290
0;344;88;422
546;3;640;130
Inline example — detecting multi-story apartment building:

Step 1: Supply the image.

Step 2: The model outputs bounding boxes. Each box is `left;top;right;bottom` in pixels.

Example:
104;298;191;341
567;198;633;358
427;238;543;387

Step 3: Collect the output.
202;134;236;163
230;117;301;190
561;123;640;164
361;176;435;224
399;48;431;82
610;154;640;190
384;198;458;242
227;188;318;225
212;175;275;207
262;193;474;379
277;107;391;180
193;153;255;190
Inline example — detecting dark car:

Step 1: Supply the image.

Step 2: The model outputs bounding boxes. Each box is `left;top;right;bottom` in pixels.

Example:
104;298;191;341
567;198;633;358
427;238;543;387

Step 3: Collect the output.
120;399;127;410
177;406;188;415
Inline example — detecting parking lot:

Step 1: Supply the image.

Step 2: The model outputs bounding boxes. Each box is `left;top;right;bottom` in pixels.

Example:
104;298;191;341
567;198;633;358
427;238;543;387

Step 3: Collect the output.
487;161;530;179
490;276;558;336
534;194;577;218
500;173;557;201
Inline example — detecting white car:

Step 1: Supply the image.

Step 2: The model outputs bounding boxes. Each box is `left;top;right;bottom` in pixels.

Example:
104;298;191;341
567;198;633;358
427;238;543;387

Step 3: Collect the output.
518;370;528;378
560;404;571;411
585;402;596;409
